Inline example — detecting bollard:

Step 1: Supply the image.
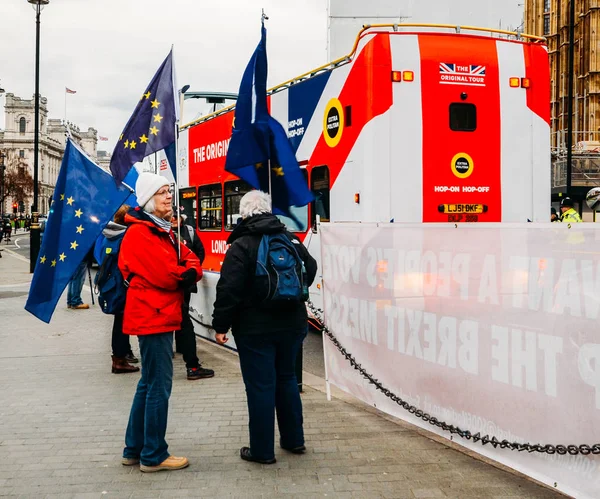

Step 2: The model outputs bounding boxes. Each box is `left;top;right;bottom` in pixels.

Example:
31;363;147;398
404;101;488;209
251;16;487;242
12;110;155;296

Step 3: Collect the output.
29;212;40;274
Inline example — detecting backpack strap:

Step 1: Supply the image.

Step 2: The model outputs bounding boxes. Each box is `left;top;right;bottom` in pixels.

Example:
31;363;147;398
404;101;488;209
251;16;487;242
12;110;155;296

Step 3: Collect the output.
123;273;135;288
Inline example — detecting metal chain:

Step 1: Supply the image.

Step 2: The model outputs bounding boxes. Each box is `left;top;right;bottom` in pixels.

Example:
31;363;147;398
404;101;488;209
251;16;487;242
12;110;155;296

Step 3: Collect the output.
308;300;600;456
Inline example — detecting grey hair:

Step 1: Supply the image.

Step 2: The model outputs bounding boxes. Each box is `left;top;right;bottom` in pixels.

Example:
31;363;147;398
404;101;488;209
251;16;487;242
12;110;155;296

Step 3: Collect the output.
142;197;157;214
239;190;272;219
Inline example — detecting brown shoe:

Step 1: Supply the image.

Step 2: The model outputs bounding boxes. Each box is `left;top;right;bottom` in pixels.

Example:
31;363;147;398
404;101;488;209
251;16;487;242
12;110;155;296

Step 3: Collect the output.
121;457;140;466
140;455;189;473
112;356;140;374
71;303;89;310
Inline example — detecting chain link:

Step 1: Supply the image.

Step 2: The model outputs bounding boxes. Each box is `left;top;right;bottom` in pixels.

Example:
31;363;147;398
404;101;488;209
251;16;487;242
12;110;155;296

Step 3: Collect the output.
308;301;600;456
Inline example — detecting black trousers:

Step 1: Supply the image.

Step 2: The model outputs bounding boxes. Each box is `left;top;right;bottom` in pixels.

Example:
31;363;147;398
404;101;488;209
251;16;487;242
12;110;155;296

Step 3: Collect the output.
112;312;133;358
175;291;199;369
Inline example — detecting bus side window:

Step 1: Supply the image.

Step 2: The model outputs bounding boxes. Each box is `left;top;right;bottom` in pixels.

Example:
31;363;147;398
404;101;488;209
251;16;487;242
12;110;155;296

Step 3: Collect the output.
275;169;309;233
449;103;476;132
198;183;222;230
179;187;197;229
311;165;330;230
224;180;252;231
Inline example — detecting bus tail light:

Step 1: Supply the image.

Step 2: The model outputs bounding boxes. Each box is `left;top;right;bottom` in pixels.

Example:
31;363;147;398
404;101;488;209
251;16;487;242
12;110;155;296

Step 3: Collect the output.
392;71;414;82
521;78;531;89
509;77;520;88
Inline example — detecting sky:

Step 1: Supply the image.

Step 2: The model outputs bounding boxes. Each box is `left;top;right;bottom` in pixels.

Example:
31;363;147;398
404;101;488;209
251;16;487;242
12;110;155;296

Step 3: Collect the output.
0;0;328;153
1;0;524;155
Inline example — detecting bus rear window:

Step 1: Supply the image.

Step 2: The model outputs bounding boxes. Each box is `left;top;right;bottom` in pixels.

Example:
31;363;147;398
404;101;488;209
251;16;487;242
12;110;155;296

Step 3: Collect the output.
449;103;476;132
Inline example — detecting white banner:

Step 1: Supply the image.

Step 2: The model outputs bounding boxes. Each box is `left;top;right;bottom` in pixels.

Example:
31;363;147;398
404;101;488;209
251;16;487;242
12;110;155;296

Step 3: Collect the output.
321;222;600;499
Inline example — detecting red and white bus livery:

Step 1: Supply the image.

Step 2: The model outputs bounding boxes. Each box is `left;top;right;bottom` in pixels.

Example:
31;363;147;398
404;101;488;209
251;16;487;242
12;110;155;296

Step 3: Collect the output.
177;24;550;334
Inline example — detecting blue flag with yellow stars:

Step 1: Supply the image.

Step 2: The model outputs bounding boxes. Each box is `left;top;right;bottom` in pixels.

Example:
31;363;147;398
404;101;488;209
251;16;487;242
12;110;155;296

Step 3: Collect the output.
225;22;314;215
109;49;177;184
25;140;132;323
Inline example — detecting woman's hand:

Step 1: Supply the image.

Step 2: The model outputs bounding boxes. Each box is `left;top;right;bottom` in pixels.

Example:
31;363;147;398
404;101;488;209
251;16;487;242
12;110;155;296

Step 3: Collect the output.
215;332;229;345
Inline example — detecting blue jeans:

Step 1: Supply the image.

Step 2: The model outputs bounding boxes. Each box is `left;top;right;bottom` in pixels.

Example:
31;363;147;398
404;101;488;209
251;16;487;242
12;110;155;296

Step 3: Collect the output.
66;260;87;306
235;329;307;461
123;332;173;466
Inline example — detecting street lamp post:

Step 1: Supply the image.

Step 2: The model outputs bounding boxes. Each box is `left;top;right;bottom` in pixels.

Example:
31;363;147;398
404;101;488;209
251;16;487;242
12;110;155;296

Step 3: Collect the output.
27;0;49;273
0;151;5;219
0;85;5;219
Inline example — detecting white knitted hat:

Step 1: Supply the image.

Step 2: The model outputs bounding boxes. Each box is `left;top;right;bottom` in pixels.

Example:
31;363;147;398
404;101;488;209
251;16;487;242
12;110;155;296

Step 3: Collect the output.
135;172;169;208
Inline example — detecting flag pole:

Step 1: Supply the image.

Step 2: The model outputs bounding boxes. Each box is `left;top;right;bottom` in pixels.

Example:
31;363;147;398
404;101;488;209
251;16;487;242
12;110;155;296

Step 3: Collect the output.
64;88;67;124
172;45;181;259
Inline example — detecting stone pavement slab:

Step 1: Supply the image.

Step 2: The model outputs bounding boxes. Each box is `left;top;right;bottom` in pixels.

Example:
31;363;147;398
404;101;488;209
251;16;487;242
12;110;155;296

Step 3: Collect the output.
0;251;564;498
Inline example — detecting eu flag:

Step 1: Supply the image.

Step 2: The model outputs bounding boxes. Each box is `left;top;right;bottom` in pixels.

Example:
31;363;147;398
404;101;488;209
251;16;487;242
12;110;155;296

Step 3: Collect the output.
110;49;177;184
225;22;314;214
25;140;132;323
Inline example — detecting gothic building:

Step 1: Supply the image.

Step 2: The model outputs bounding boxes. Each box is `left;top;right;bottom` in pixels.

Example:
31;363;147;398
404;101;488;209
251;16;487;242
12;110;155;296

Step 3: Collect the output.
0;93;98;216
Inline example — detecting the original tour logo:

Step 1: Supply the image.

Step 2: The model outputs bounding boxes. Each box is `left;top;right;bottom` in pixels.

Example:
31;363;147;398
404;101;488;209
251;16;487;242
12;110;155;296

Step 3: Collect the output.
323;98;344;147
439;63;486;87
451;152;474;179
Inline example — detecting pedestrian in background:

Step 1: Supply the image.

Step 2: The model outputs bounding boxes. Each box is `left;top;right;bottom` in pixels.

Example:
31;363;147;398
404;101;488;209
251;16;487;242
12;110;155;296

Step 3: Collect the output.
559;197;582;223
212;190;317;464
119;173;201;473
94;204;139;374
66;251;91;310
171;214;214;380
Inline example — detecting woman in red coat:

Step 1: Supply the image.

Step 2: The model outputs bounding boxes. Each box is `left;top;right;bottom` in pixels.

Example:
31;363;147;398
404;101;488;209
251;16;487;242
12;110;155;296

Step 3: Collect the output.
119;172;201;473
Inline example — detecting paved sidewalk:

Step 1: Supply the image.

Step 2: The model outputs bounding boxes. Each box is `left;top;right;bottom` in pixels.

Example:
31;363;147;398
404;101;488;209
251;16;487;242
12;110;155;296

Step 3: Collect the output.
0;251;563;498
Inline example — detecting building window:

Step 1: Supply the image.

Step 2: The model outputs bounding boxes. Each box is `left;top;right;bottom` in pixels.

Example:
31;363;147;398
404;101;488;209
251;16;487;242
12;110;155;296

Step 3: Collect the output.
198;183;222;230
449;103;477;132
19;150;25;158
543;14;550;35
19;117;26;134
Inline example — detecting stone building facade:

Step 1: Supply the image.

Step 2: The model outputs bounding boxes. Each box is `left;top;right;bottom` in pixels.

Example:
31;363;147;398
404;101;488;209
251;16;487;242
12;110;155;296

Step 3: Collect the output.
0;93;98;216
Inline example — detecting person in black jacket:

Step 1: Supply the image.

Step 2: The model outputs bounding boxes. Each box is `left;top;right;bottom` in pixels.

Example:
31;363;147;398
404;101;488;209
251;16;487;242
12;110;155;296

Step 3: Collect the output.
212;190;317;465
172;214;214;380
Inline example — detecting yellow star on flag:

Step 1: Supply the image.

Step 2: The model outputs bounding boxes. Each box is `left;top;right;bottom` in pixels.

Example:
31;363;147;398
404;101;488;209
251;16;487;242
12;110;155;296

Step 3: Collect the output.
40;255;46;264
255;162;264;169
140;134;148;144
60;194;65;201
66;196;74;206
124;140;130;149
51;259;56;267
144;91;151;100
150;126;159;136
59;253;66;262
119;134;123;141
75;209;83;218
129;140;137;149
76;225;84;234
153;113;163;123
272;167;284;177
151;99;160;109
70;241;79;250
